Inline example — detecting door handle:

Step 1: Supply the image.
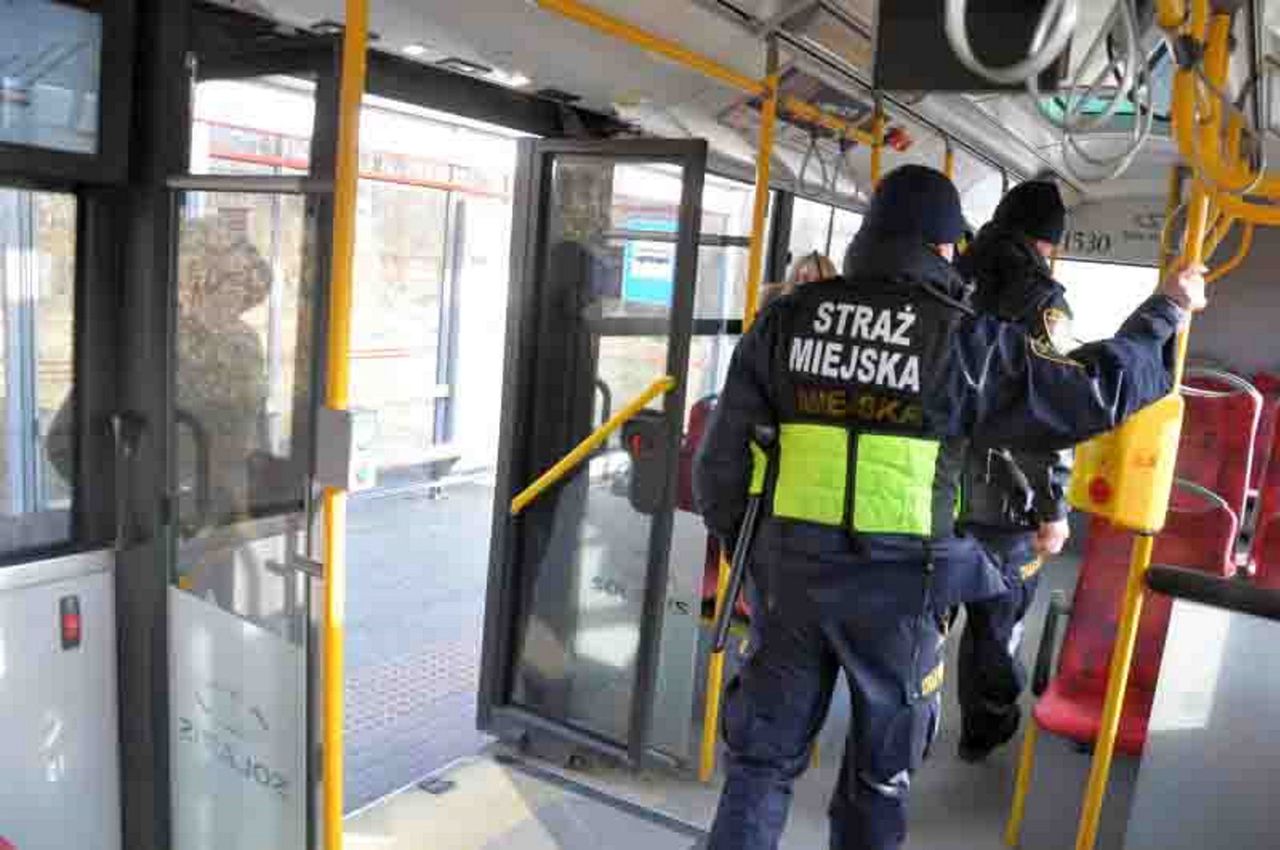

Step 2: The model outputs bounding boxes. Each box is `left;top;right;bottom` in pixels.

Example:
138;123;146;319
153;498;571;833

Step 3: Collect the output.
109;411;146;551
174;408;213;537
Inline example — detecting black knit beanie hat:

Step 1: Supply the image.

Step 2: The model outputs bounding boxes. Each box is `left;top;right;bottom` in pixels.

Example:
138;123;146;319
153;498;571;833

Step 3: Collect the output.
992;180;1066;244
861;164;967;245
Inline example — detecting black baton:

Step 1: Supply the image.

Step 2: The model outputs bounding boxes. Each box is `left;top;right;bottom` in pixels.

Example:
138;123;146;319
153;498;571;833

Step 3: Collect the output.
712;424;776;654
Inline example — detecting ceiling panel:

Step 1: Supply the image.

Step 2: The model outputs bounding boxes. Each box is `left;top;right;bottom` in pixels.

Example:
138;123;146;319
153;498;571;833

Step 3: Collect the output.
245;0;1196;203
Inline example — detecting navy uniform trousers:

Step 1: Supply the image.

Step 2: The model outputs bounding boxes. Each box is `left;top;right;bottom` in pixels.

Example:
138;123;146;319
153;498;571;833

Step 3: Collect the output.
957;526;1042;749
706;574;946;850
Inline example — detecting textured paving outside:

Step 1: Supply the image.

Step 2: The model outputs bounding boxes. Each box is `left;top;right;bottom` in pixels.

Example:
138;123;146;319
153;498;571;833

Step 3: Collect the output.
344;480;497;812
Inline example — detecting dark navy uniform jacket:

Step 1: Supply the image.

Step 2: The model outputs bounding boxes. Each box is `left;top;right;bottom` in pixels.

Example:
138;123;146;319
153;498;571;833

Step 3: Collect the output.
959;223;1076;540
694;236;1183;616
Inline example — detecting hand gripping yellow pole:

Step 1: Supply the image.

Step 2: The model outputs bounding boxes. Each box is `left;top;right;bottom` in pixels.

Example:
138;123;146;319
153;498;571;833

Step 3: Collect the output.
699;47;779;785
322;2;367;847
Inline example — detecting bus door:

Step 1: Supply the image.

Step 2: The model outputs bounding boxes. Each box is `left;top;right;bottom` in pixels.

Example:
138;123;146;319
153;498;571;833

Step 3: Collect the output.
162;45;340;850
479;138;710;768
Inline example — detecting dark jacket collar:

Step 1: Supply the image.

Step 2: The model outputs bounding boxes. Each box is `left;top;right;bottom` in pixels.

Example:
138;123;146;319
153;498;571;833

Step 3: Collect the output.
961;223;1066;321
843;231;968;299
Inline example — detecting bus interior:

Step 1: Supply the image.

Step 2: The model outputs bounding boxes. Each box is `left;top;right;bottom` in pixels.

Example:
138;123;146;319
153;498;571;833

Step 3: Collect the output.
1;1;1278;849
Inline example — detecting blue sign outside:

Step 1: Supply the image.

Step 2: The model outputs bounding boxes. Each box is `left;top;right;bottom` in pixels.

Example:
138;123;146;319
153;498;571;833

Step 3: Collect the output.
621;217;677;306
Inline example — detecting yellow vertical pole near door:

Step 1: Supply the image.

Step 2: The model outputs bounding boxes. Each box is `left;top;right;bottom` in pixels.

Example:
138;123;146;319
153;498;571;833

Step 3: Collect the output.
699;43;779;785
870;99;885;187
943;141;955;181
1071;60;1217;850
322;1;367;848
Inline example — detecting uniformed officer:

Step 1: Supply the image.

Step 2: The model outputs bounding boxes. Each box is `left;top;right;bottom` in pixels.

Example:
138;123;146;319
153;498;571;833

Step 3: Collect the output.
694;164;1205;850
954;179;1075;761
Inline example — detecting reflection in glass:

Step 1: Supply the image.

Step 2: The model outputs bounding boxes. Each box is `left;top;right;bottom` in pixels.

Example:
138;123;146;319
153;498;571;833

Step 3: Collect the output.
512;156;684;746
171;195;315;620
0;188;75;556
0;1;102;154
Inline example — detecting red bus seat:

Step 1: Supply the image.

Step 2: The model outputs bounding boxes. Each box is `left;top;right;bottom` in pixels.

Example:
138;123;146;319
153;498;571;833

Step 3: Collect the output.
1250;389;1280;588
678;395;717;513
1249;372;1280;492
1177;370;1261;526
1032;483;1236;756
675;395;753;620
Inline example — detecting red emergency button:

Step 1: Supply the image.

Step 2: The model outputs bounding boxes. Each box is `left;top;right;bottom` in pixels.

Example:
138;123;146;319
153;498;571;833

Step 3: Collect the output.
1088;476;1113;506
885;126;913;152
59;595;81;650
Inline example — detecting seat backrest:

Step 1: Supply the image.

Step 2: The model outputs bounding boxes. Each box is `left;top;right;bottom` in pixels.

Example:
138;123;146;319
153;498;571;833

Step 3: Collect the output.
1250;390;1280;586
1055;487;1237;698
677;395;718;513
1178;370;1261;521
1252;513;1280;591
1249;372;1280;491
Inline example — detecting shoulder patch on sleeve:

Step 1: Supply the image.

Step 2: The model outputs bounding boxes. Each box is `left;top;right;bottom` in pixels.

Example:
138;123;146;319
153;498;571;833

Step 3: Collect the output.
1028;334;1084;368
1042;308;1076;355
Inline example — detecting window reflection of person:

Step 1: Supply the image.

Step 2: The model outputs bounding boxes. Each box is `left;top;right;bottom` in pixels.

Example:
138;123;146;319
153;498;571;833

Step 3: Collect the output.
174;218;272;531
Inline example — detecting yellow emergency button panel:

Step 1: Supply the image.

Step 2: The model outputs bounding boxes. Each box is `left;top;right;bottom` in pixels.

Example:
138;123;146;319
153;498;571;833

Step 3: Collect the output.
1068;393;1185;534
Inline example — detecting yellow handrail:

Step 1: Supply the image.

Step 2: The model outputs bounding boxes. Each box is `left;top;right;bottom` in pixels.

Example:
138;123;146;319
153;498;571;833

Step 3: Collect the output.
698;57;780;785
870;100;886;188
943;141;955;181
1206;222;1253;283
1202;210;1235;259
534;0;876;148
1070;94;1218;850
322;1;367;849
1166;7;1280;206
510;375;677;515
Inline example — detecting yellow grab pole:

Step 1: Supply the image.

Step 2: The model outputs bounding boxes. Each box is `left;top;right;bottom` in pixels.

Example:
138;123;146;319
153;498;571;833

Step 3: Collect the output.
323;1;367;848
1004;719;1041;846
743;67;778;329
534;0;874;147
699;53;779;785
870;99;886;187
943;141;955;180
536;0;759;94
1072;178;1211;850
1203;213;1238;260
782;97;877;147
1206;223;1253;283
1155;0;1187;31
511;376;676;515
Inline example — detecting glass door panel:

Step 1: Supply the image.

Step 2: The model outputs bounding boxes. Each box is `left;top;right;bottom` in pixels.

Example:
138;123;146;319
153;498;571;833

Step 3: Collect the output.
482;139;706;766
167;187;320;850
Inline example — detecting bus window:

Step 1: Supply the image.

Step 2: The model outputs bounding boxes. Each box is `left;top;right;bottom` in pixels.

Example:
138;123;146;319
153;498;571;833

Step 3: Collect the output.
828;208;865;262
1055;260;1157;345
788;196;834;267
1;188;76;557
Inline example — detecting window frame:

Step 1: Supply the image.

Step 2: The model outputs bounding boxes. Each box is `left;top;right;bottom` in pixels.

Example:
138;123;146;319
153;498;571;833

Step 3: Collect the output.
0;0;137;186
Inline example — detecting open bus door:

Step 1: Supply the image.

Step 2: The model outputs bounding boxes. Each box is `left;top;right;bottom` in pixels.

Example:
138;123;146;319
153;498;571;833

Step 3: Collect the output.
479;138;710;770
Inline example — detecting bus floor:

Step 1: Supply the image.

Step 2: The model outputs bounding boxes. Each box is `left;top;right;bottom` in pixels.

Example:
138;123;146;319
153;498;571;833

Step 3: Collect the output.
344;551;1143;850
